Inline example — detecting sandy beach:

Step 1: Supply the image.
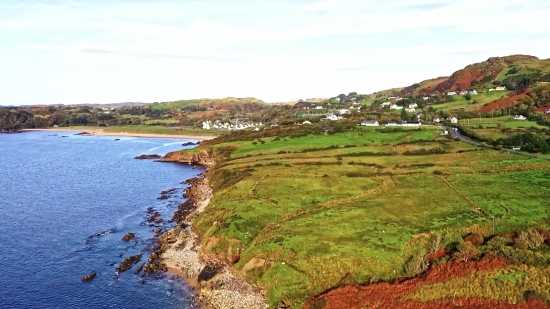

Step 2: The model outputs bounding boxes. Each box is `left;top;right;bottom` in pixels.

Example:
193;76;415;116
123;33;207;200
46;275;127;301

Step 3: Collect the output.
21;128;216;140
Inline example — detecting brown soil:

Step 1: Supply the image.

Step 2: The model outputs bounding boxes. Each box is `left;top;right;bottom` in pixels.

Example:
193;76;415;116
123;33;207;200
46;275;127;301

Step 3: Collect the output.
478;91;529;113
303;259;529;309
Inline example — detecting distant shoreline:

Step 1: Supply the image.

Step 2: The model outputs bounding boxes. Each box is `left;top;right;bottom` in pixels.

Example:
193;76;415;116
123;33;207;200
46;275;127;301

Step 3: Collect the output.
20;128;215;140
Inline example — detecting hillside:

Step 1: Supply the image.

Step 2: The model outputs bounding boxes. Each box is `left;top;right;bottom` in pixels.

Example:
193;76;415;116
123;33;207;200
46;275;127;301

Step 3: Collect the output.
396;55;550;96
149;97;268;110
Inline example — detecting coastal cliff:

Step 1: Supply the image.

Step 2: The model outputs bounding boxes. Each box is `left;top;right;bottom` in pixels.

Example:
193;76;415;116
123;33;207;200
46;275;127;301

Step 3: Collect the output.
160;149;216;167
159;149;268;309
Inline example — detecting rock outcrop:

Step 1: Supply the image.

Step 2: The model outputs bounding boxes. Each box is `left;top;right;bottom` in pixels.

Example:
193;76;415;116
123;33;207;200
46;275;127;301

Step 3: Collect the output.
160;149;215;167
134;154;161;159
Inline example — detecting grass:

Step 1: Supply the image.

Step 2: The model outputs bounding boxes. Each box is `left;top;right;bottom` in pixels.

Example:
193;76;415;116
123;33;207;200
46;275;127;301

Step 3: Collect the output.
150;97;266;110
432;91;510;112
186;126;550;308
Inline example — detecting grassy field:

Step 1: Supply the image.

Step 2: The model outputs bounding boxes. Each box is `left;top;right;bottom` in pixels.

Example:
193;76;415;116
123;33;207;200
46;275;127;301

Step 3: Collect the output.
432;91;510;112
458;116;550;139
184;125;550;307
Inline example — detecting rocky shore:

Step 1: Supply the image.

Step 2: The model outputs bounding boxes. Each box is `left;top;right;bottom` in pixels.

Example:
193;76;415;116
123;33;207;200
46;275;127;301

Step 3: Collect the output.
160;175;268;309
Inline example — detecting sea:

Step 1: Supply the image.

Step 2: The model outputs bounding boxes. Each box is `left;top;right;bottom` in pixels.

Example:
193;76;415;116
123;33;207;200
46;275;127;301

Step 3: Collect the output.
0;131;200;309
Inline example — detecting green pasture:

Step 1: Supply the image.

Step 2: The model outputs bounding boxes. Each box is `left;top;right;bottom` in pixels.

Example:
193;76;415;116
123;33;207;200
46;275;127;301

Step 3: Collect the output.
433;91;510;112
188;126;550;307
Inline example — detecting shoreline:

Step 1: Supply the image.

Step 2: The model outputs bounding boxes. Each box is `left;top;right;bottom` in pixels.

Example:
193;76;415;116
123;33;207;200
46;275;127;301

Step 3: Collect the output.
20;128;216;140
160;174;268;309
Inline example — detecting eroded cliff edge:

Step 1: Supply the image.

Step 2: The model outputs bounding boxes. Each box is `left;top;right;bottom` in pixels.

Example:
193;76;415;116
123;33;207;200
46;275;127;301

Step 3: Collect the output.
159;149;268;309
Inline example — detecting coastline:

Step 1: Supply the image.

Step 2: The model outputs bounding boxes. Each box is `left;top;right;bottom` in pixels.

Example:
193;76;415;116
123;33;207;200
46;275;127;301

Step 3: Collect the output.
20;128;216;140
160;175;268;309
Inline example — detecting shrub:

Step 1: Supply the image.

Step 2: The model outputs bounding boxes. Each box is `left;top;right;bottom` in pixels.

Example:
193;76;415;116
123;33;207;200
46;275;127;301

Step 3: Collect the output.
464;233;484;245
433;170;443;175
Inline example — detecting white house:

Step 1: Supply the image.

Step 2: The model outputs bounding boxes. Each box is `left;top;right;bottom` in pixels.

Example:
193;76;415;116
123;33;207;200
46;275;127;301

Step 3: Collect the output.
360;120;379;126
459;90;468;95
468;90;477;95
423;97;430;100
408;103;418;109
405;108;416;112
433;118;440;124
381;102;391;106
327;114;339;121
447;91;457;96
338;109;350;115
390;104;403;110
315;106;323;110
495;86;506;91
514;115;527;121
448;117;458;124
386;121;398;126
302;120;311;125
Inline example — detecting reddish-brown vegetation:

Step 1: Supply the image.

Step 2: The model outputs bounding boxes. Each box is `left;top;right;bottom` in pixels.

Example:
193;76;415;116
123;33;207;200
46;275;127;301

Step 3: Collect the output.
426;248;447;263
478;91;529;113
304;259;513;309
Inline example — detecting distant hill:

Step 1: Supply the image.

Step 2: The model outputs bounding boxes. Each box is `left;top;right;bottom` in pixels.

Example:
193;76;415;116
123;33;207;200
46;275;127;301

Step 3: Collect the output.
396;55;550;96
149;97;267;110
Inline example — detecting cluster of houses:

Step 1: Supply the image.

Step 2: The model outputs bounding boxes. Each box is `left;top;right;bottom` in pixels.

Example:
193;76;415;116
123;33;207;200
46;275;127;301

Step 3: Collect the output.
382;102;417;113
360;120;421;127
446;90;478;96
433;117;458;124
202;120;263;131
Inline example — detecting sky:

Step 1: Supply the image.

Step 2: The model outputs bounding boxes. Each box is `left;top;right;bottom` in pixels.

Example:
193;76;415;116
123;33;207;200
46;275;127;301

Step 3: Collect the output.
1;0;550;105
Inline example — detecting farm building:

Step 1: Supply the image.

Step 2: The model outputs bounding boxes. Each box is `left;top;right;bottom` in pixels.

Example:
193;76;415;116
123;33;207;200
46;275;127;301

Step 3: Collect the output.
360;120;379;126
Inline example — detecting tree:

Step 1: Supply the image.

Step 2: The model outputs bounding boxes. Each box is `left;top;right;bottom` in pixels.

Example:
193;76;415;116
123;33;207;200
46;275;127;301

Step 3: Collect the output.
337;94;346;103
400;108;409;122
453;241;479;262
463;93;472;101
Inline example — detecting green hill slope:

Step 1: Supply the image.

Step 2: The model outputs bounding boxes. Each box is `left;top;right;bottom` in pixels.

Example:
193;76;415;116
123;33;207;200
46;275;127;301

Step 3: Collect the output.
149;97;268;110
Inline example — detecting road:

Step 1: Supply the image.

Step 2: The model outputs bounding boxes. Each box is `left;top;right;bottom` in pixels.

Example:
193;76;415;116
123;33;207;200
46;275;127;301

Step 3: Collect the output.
442;126;549;160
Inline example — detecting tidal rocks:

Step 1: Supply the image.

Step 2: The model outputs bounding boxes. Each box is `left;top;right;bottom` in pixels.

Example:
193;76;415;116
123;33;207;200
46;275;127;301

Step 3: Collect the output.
116;254;142;273
81;272;97;282
135;263;145;275
161;188;176;195
182;142;195;146
134;154;161;159
147;212;161;222
157;195;169;200
122;232;135;242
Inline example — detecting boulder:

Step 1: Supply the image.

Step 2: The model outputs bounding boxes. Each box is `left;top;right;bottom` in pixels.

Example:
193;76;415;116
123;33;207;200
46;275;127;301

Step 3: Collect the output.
81;272;97;282
122;232;135;242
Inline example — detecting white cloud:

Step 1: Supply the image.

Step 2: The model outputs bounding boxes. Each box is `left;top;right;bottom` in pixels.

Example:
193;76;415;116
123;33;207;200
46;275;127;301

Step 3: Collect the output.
0;0;549;104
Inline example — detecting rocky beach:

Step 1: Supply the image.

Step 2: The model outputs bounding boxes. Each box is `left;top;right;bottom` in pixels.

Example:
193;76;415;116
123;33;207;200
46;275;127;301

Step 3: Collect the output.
160;165;268;309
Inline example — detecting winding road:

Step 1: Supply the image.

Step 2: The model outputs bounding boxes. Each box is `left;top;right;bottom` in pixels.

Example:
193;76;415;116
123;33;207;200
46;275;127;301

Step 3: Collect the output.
442;126;549;160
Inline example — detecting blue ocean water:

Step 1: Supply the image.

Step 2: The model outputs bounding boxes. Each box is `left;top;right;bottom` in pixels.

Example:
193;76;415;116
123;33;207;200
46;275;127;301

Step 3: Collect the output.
0;131;200;309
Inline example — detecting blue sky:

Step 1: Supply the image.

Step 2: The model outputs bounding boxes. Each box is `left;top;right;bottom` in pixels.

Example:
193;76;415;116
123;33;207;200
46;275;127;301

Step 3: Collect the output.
1;0;549;105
